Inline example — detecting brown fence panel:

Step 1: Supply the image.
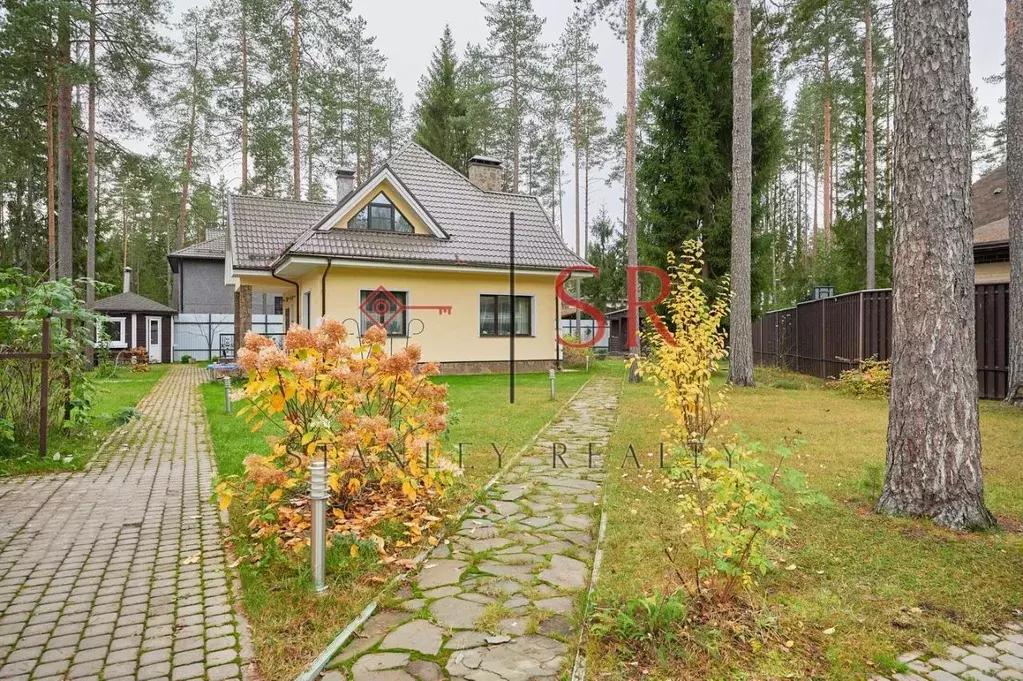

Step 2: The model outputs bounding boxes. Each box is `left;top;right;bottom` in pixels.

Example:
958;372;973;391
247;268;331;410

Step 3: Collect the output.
975;283;1009;400
795;299;825;378
822;293;863;378
861;289;893;361
752;285;1009;399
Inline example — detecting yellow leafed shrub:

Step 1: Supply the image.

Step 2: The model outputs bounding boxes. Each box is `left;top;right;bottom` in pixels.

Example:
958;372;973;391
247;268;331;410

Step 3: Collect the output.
634;242;796;605
215;318;459;562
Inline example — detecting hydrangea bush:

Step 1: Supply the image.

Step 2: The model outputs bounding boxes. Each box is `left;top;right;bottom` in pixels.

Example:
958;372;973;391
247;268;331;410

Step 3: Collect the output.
216;318;459;561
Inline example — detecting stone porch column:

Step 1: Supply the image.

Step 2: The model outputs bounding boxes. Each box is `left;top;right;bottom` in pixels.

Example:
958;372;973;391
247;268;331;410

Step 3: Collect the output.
233;285;253;358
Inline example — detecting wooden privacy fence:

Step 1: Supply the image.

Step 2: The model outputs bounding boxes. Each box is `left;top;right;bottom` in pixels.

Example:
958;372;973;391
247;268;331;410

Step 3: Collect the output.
752;283;1010;399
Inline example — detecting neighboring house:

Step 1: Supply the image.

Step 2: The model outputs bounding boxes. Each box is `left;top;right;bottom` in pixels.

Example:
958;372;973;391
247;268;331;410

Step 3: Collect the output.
973;165;1010;284
225;143;588;373
168;229;284;361
559;304;610;354
90;267;176;363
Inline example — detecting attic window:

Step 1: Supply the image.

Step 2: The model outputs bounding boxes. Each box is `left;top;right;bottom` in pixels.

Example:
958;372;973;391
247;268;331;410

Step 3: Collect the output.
348;192;415;233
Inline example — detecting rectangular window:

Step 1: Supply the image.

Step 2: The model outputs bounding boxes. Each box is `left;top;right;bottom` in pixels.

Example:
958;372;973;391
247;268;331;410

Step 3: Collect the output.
360;289;407;337
100;317;127;348
303;291;312;329
273;296;283;315
479;295;532;337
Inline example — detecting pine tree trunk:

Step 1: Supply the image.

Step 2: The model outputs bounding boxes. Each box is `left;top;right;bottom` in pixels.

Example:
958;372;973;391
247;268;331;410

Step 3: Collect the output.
822;4;833;246
1007;0;1023;405
877;0;995;530
813;120;820;253
574;60;581;257
46;61;56;280
729;0;754;387
177;31;200;251
290;0;301;199
864;0;877;290
626;0;640;382
56;5;73;281
584;141;590;256
87;0;97;304
240;0;249;191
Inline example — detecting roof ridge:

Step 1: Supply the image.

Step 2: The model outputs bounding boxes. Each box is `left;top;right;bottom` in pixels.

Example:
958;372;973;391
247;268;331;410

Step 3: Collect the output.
229;193;337;206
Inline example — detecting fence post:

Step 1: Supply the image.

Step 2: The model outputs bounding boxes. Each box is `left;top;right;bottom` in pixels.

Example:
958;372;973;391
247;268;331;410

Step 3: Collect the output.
858;292;865;362
64;318;73;422
39;315;51;459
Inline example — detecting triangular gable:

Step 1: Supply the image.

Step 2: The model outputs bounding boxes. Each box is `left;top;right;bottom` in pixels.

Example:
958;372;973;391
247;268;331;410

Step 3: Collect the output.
309;167;447;239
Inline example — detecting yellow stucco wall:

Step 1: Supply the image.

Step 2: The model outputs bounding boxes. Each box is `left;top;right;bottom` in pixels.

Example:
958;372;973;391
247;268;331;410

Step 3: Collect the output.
276;265;560;364
976;262;1010;284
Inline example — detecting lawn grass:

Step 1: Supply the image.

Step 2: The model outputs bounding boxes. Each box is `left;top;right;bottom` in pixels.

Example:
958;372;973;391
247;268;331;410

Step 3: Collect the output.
588;366;1023;680
0;364;172;477
200;365;603;679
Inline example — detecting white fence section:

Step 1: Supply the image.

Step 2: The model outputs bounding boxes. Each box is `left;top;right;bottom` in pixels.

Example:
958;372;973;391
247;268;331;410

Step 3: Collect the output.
559;318;609;352
172;313;283;362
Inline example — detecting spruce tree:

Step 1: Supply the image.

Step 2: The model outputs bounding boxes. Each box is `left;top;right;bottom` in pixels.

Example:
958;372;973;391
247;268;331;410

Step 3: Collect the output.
638;0;783;291
415;26;469;172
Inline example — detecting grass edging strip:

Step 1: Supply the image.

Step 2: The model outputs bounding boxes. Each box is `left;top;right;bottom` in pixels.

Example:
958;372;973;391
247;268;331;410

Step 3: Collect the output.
292;374;598;681
570;369;626;681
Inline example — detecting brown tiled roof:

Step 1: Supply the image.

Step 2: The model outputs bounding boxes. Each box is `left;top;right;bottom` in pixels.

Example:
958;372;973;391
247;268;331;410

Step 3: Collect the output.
90;292;176;314
229;196;336;270
973;165;1007;230
228;143;586;272
975;217;1009;245
972;166;1008;250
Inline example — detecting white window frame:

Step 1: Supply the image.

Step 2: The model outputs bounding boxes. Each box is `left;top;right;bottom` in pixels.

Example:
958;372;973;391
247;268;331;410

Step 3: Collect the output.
97;316;127;349
477;293;535;338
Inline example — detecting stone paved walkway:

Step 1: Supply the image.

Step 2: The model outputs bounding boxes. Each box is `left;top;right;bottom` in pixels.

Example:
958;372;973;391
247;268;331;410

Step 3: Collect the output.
320;375;621;681
0;366;251;681
879;621;1023;681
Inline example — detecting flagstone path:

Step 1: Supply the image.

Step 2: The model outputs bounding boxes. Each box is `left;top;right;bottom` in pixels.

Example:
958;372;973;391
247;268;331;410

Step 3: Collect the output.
878;621;1023;681
320;375;621;681
0;366;252;681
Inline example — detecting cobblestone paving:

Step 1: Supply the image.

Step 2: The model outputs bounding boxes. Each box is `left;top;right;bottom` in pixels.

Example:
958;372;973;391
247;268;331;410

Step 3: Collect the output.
320;375;621;681
0;366;251;681
877;622;1023;681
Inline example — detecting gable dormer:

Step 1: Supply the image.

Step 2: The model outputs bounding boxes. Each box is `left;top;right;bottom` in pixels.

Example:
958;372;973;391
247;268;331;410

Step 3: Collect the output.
315;170;447;239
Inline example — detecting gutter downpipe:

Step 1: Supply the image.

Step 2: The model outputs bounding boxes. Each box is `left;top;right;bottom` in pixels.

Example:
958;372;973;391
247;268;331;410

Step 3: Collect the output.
320;258;333;318
271;266;302;328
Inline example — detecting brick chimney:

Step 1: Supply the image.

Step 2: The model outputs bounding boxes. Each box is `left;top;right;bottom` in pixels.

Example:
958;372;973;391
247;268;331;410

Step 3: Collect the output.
468;156;503;192
123;266;132;293
335;168;355;202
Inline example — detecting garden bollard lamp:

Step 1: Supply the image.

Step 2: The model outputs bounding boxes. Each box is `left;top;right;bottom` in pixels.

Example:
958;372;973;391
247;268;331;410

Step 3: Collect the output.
222;376;231;413
549;368;556;401
309;459;328;594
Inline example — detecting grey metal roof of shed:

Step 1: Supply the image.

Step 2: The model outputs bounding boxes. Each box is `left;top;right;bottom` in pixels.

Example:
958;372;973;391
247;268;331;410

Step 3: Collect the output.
168;230;227;261
228;142;586;272
90;292;176;314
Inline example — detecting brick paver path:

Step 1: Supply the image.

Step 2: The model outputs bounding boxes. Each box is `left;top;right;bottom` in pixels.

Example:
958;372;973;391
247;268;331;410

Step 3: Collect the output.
0;366;251;681
879;621;1023;681
320;375;620;681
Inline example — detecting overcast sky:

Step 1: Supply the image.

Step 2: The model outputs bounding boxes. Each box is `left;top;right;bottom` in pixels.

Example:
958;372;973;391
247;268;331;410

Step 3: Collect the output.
174;0;1007;247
